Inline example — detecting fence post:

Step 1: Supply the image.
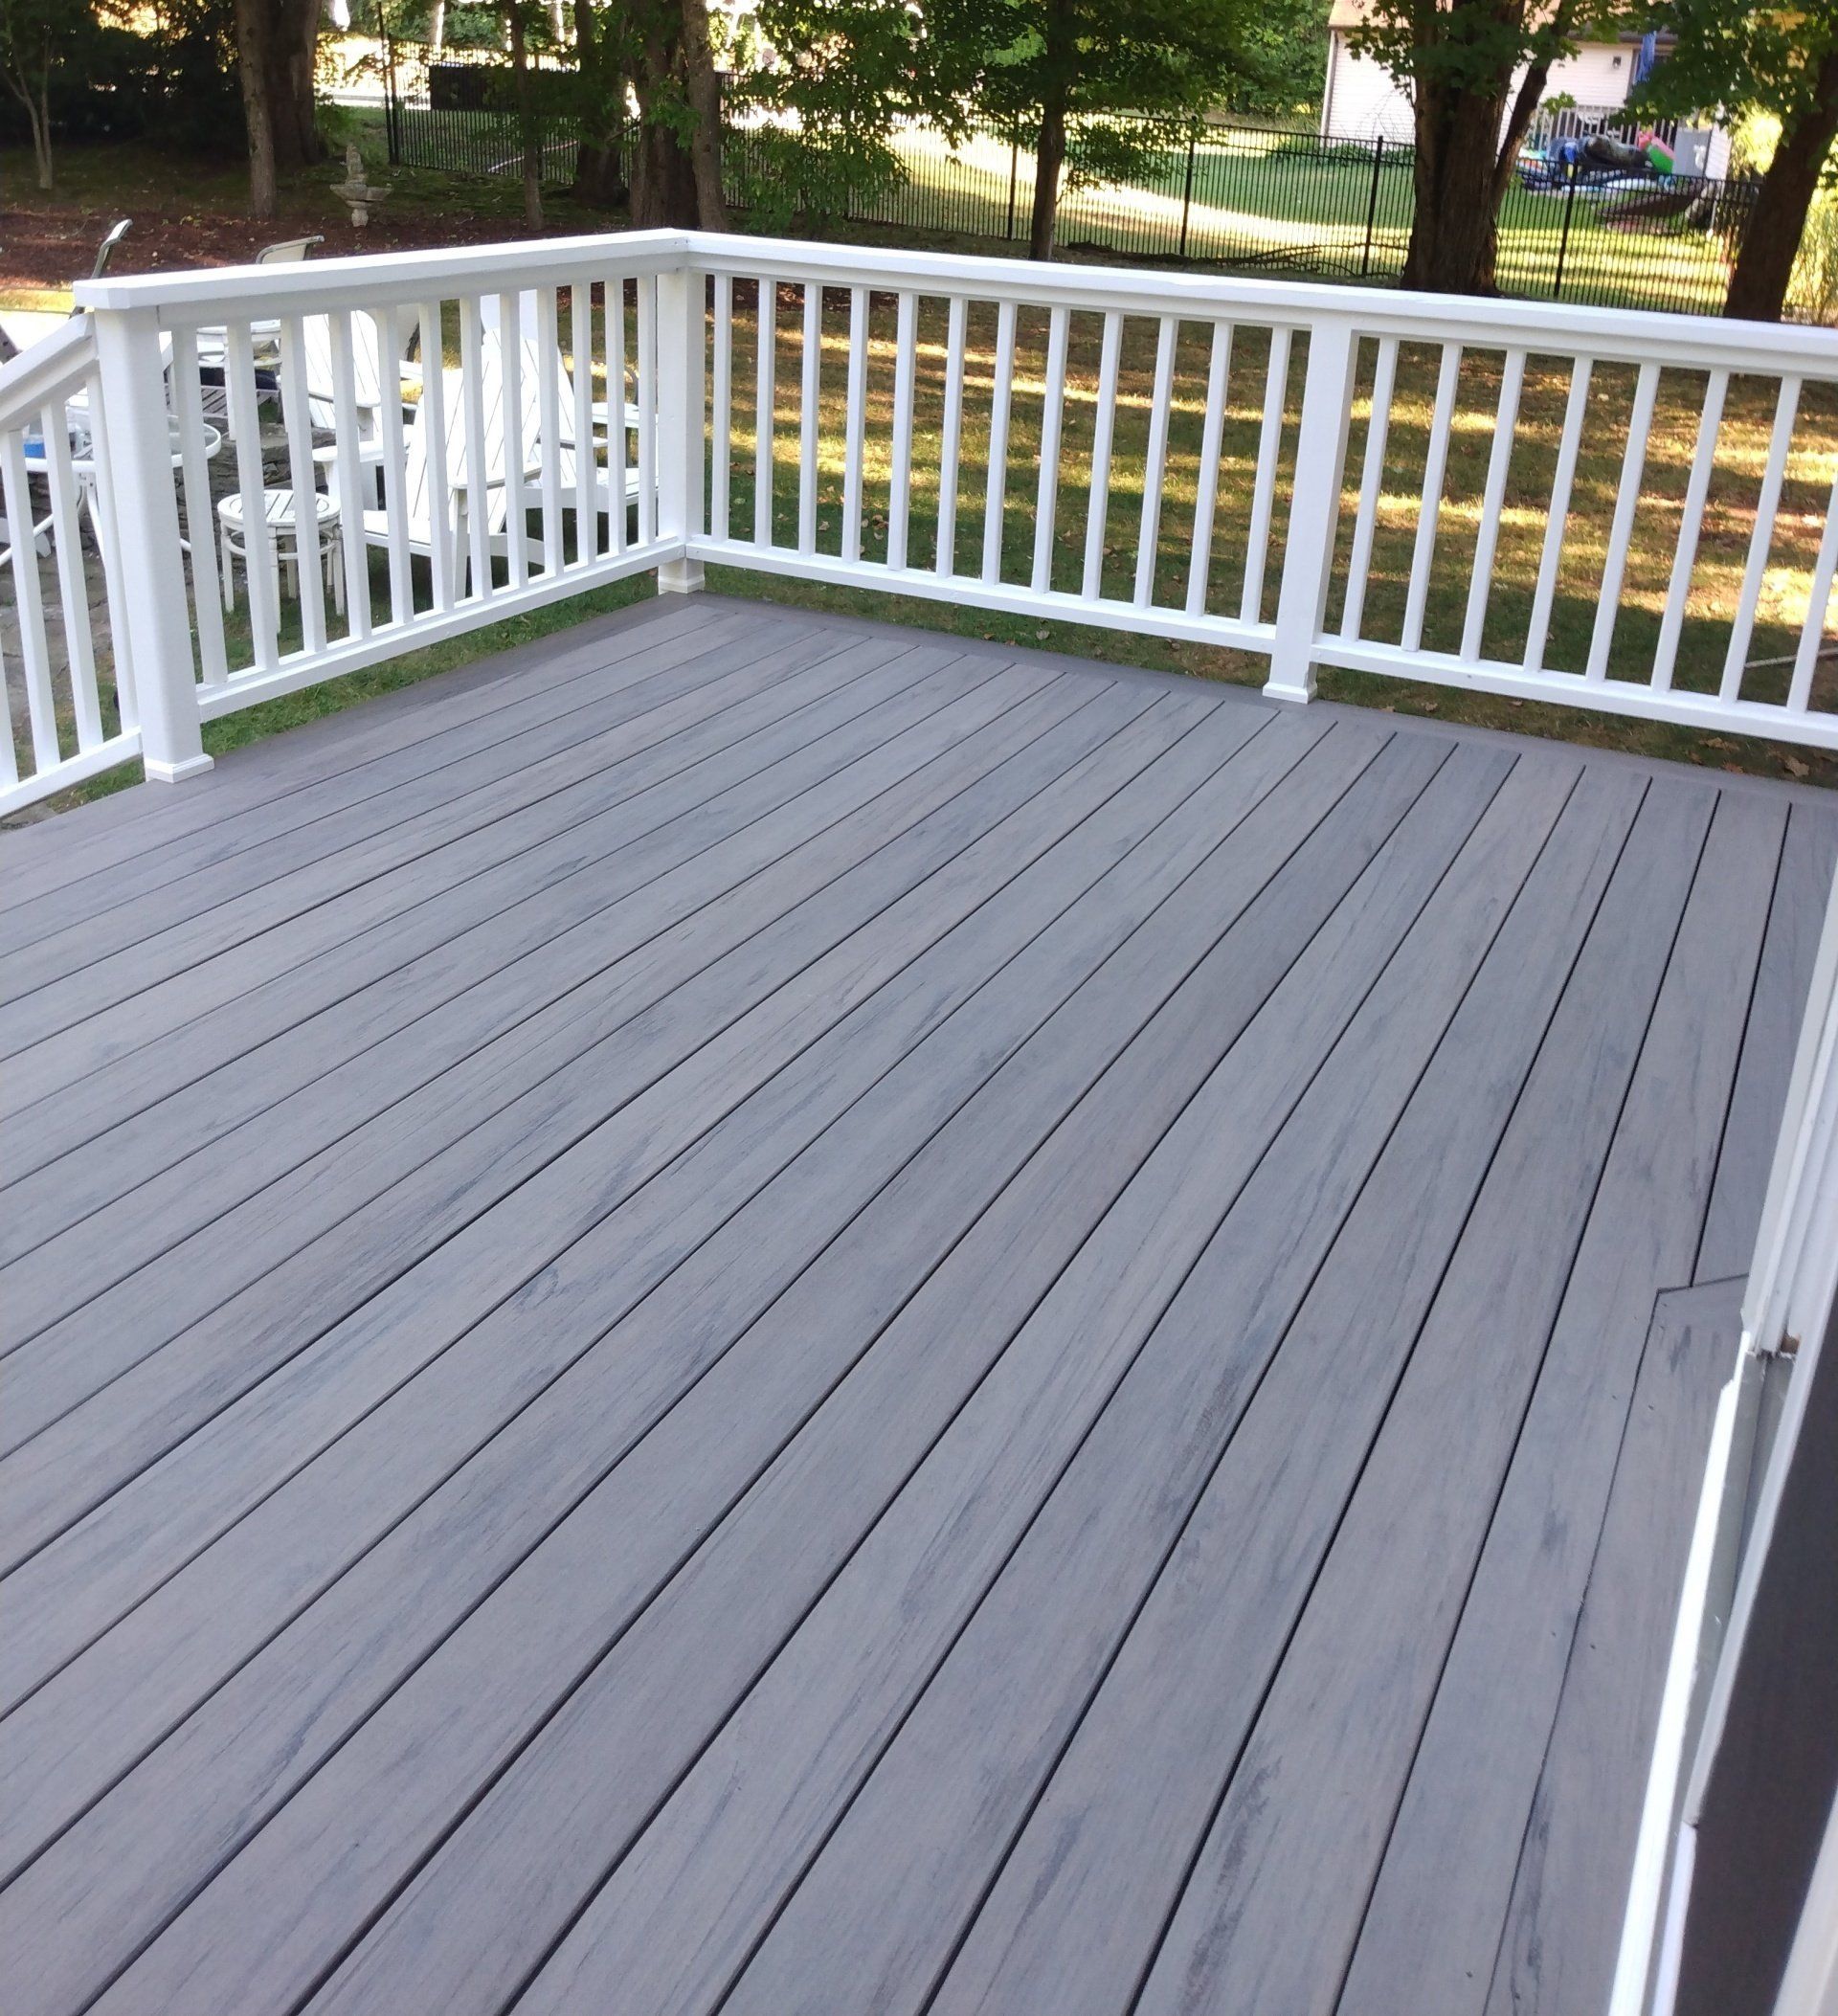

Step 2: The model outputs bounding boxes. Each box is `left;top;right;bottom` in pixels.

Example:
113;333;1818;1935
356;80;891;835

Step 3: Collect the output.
1006;131;1020;240
1361;135;1383;277
1554;163;1579;300
376;1;398;166
1266;316;1358;705
88;304;212;784
655;258;706;594
1179;123;1199;259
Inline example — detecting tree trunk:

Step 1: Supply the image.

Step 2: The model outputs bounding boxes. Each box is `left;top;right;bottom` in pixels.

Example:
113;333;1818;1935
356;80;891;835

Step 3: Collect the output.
23;77;53;190
235;0;280;217
631;115;698;226
1028;95;1067;259
1726;41;1838;324
506;3;545;228
268;0;325;169
628;10;698;228
571;0;629;207
1026;0;1073;260
678;0;728;229
1401;74;1513;294
430;0;445;54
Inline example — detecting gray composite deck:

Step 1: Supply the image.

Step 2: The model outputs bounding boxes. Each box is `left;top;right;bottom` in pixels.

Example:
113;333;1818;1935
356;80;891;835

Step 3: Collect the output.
0;594;1832;2016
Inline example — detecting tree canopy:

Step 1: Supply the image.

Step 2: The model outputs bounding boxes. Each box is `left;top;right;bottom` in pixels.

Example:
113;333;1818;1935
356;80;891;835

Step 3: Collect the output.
1349;1;1631;294
1634;0;1838;319
926;0;1267;257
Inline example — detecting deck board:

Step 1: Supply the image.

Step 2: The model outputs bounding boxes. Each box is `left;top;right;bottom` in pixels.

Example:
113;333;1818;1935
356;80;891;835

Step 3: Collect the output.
2;595;1830;2016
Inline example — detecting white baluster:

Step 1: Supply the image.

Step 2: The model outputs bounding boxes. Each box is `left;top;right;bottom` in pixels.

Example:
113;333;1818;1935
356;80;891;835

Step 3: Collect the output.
886;290;918;572
1242;324;1293;626
1083;309;1123;601
1339;333;1396;643
278;311;328;650
1462;347;1526;664
798;280;821;556
1032;305;1070;594
0;429;58;773
712;272;733;542
1523;356;1592;675
1401;340;1461;654
981;299;1017;587
169;325;229;684
754;274;775;548
1586;360;1660;683
936;295;967;576
1134;314;1177;610
1788;467;1838;717
1720;374;1802;706
1652;369;1728;696
495;291;528;593
374;304;415;622
37;393;103;748
1185;321;1232;619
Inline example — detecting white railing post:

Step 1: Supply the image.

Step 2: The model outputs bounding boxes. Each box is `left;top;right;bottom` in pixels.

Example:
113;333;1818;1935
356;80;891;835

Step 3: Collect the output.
1264;316;1357;705
88;302;212;782
88;304;212;784
655;260;706;595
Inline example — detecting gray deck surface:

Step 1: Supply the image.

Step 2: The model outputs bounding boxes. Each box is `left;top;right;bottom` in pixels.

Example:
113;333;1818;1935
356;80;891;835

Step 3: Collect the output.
1;594;1832;2016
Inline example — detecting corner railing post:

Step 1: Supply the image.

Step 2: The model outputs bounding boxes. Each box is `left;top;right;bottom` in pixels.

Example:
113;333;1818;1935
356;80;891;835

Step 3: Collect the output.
1266;315;1357;705
655;253;706;595
89;303;213;783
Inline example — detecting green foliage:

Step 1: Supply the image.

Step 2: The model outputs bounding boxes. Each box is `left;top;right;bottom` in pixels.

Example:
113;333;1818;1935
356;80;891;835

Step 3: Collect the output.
718;0;943;227
942;0;1257;126
0;0;241;157
1632;0;1838;131
1218;0;1331;120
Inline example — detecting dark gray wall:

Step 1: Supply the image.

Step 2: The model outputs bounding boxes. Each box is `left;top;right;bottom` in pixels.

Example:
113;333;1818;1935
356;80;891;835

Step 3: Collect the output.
1676;1293;1838;2016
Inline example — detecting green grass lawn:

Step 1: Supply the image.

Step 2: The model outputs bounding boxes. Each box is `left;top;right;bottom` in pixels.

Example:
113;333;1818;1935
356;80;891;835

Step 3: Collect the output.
859;126;1742;317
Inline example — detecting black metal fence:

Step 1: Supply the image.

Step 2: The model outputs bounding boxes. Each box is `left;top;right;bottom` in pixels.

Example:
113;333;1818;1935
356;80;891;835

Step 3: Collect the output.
380;39;581;182
379;45;1756;319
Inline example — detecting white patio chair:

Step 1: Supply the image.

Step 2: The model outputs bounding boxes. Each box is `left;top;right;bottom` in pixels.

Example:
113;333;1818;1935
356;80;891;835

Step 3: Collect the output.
359;348;540;594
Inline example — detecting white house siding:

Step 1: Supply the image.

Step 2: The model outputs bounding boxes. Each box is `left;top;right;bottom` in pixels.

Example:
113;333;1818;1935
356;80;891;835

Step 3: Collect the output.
1320;33;1645;145
1320;37;1415;144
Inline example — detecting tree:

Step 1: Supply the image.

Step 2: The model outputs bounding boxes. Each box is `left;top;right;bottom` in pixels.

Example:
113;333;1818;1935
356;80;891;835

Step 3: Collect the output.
0;0;94;190
233;0;325;216
1349;1;1627;296
930;0;1261;259
1636;1;1838;322
504;0;545;228
721;0;938;228
568;0;626;205
563;0;726;228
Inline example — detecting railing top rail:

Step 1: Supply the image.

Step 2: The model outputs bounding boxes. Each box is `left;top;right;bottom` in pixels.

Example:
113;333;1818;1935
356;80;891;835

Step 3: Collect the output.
0;317;95;430
75;229;693;318
78;226;1838;377
689;233;1838;376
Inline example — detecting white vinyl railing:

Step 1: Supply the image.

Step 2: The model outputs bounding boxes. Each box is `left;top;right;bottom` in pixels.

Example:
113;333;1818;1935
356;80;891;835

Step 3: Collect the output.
0;226;1830;809
689;236;1838;741
0;319;143;813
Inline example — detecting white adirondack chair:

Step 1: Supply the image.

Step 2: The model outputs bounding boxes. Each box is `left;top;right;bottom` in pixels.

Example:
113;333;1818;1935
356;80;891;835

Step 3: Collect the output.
357;350;525;594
